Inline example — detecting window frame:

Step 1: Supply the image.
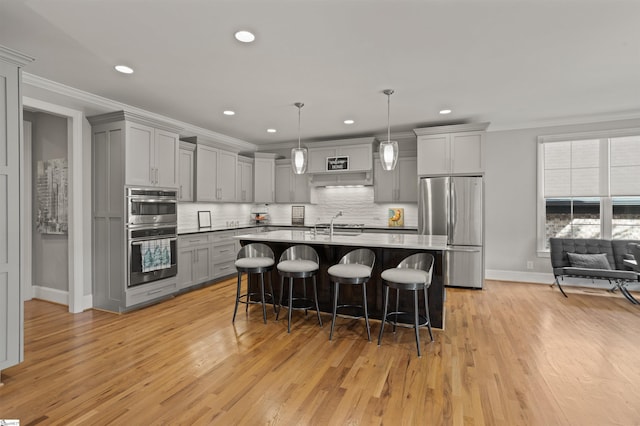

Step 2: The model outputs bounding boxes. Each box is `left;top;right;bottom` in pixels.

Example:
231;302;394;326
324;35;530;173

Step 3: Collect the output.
537;127;640;255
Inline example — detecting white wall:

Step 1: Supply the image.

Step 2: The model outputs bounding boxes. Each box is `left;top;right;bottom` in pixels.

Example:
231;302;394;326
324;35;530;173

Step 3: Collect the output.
484;117;640;283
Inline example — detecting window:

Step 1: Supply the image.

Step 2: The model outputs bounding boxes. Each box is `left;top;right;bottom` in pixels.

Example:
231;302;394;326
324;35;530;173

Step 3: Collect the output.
538;130;640;251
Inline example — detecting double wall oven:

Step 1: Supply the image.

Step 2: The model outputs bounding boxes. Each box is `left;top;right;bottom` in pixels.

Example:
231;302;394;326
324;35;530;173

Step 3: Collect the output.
126;188;178;287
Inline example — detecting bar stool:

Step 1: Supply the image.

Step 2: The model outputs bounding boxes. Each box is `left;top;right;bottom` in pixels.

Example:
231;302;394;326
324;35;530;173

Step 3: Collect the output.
232;243;276;324
276;245;323;333
327;248;375;341
377;253;434;357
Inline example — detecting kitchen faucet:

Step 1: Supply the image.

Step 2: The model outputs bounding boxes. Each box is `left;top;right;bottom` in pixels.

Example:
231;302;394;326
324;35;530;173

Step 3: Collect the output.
330;211;343;238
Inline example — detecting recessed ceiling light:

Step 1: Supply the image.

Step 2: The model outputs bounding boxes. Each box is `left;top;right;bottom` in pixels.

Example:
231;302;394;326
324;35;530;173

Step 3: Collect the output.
115;65;134;74
267;128;277;133
223;110;235;116
234;30;255;43
439;109;452;115
344;119;355;125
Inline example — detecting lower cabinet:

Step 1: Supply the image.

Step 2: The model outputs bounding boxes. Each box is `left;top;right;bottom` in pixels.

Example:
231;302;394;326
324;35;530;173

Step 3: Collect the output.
177;234;213;290
211;230;238;279
177;230;239;290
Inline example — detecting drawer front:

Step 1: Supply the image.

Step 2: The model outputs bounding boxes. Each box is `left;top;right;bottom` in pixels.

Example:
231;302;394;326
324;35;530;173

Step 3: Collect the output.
126;280;177;307
212;241;237;259
213;229;237;243
179;234;210;247
213;259;237;279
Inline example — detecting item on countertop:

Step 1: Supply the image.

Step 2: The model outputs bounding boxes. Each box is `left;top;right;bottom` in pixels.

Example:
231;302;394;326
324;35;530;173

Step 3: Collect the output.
291;205;305;225
388;208;404;227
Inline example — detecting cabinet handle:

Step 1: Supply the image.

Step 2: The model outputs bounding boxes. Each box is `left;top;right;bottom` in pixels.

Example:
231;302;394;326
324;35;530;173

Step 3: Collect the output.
179;185;183;199
156;168;159;184
219;265;231;270
219;249;230;253
148;288;165;295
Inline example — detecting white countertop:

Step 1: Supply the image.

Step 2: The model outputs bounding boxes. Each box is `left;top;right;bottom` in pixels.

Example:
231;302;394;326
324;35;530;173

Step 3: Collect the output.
235;230;452;251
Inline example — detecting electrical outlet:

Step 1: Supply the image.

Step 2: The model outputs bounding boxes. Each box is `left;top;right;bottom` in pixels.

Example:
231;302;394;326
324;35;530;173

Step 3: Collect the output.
527;261;534;270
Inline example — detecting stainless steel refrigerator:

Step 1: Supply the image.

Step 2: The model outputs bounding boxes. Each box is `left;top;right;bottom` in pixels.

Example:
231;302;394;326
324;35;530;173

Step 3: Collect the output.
418;176;484;288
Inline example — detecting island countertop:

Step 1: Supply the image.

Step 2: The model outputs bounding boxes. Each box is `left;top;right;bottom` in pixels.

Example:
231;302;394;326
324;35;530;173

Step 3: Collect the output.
235;230;474;252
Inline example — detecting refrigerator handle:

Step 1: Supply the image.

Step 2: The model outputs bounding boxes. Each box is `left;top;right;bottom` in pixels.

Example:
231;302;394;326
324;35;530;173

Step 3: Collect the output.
449;179;455;243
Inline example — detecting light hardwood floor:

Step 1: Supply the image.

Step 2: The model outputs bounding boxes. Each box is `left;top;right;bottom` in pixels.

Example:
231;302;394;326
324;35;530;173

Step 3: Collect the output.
1;279;639;425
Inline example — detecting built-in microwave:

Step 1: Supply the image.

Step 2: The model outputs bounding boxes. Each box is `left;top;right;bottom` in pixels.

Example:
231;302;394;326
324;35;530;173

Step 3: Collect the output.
127;188;177;226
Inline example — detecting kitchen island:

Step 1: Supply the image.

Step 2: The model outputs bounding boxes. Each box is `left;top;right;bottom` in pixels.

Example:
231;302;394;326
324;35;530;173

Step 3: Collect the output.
236;230;451;328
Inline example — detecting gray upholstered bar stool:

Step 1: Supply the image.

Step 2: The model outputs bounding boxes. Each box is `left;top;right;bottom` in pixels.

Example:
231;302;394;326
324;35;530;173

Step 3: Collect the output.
327;248;376;341
276;245;323;333
232;243;276;324
377;253;434;357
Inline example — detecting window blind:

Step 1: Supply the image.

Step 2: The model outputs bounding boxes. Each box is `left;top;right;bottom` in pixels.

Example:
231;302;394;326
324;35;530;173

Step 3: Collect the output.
543;139;602;197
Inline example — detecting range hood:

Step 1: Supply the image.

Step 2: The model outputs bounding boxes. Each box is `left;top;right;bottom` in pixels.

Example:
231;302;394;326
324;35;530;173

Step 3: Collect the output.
306;137;374;187
309;171;373;187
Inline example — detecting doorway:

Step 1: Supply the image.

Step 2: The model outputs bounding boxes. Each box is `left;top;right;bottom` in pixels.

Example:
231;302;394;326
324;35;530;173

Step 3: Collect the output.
21;97;86;313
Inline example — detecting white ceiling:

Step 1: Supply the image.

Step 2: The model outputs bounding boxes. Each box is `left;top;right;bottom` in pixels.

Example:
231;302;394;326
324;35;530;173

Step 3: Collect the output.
2;0;640;147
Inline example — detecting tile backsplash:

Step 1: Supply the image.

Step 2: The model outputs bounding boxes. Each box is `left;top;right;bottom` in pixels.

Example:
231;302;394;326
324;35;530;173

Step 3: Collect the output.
177;186;417;230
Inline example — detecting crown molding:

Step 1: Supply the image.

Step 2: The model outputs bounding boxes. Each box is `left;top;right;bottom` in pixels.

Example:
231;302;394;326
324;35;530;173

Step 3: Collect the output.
22;73;258;152
0;45;34;67
413;122;490;136
487;111;640;132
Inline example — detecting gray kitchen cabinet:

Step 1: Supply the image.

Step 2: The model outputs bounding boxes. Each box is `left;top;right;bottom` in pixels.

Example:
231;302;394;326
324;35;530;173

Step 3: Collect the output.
275;160;310;203
0;46;32;376
178;141;195;202
414;123;489;176
374;156;418;202
236;156;254;202
177;234;213;290
307;138;373;173
254;153;276;203
125;120;179;187
196;144;237;202
211;230;238;279
88;111;182;312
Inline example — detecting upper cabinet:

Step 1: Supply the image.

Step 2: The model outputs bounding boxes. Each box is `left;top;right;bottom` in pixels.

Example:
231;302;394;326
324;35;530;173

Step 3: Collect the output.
195;144;237;202
178;141;195;202
89;111;181;188
374;155;418;202
237;156;254;203
275;160;310;203
254;153;277;203
414;123;489;176
307;137;374;173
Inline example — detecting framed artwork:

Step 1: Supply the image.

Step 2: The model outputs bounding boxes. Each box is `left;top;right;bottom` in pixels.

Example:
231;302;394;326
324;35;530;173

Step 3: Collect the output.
327;156;349;171
198;210;211;228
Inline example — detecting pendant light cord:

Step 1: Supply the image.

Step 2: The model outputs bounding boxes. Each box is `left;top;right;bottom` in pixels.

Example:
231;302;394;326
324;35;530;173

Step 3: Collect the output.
295;102;304;149
383;89;394;142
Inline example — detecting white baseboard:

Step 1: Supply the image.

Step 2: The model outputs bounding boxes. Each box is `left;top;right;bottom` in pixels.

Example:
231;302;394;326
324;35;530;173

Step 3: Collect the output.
485;269;640;291
485;270;554;284
31;286;94;311
32;285;68;305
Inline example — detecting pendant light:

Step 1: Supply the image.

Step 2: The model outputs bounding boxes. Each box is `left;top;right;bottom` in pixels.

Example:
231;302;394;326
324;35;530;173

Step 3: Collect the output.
291;102;307;174
379;89;399;171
